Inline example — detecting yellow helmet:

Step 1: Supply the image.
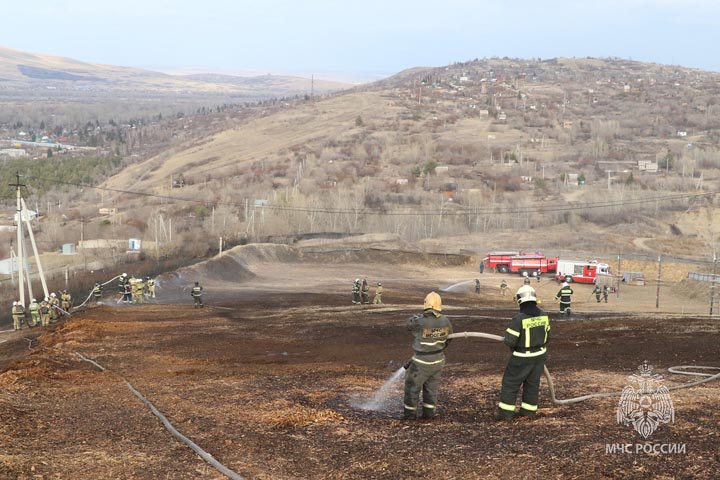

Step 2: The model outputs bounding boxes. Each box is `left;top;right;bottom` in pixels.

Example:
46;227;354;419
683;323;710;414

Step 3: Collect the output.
423;291;442;312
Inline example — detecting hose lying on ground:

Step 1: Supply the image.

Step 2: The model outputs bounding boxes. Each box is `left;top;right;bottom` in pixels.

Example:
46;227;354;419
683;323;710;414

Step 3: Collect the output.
448;332;720;405
75;352;244;480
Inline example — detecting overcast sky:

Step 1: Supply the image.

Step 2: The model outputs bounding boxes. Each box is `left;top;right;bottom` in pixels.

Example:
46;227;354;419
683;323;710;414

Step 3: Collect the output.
2;0;719;82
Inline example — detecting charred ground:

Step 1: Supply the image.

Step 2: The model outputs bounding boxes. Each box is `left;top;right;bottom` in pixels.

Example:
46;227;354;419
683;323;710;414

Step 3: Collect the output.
0;281;718;479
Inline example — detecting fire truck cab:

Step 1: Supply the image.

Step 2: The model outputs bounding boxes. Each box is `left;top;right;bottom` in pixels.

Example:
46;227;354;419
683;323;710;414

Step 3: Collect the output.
555;260;611;284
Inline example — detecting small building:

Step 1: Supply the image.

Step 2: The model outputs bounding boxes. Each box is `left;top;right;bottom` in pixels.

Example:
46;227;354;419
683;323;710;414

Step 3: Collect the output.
98;208;117;215
395;178;409;186
677;131;688;137
638;160;658;173
434;166;449;175
0;148;27;158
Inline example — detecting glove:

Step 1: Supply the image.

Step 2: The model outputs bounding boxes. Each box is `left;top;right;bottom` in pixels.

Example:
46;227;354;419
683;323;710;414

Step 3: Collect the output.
403;360;412;370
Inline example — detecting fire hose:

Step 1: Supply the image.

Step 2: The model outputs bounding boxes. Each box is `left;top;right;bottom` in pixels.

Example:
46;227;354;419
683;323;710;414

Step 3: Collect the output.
75;352;244;480
448;332;720;405
76;275;124;309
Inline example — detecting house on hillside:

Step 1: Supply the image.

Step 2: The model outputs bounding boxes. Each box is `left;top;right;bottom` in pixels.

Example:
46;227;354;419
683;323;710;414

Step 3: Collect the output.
0;149;27;158
638;160;658;172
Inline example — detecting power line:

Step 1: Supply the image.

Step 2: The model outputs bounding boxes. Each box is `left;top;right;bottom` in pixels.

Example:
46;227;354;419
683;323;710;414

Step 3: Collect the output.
23;174;717;217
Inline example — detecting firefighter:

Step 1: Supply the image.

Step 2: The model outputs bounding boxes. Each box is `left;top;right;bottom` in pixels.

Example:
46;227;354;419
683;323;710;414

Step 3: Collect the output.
61;290;72;314
555;282;573;314
352;278;361;304
373;282;383;304
48;293;60;321
602;285;610;303
92;283;103;302
497;285;550;420
118;273;128;293
133;278;145;304
146;276;156;299
475;279;481;294
361;278;370;304
123;282;132;303
12;301;25;330
40;297;51;326
593;284;602;303
523;272;531;285
500;280;509;296
191;281;203;308
403;292;453;420
28;298;40;327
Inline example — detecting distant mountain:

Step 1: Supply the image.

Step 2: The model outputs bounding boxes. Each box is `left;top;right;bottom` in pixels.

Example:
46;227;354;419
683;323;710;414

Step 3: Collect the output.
0;45;350;97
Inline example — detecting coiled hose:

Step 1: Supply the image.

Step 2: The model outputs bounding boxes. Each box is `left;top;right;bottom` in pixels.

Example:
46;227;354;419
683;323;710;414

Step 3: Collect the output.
448;332;720;405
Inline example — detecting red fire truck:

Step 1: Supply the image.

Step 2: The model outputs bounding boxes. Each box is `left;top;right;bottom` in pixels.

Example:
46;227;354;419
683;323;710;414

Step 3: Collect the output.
509;256;558;276
555;260;611;284
483;251;556;275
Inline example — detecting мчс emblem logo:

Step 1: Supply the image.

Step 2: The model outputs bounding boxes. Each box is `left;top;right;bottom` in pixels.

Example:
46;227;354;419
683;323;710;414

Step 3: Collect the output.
617;361;674;439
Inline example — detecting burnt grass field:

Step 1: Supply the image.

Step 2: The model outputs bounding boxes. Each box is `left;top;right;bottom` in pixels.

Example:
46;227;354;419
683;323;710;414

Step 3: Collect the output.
0;284;718;479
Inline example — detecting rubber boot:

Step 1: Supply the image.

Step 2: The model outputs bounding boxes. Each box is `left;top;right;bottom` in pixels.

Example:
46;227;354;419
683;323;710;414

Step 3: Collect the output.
403;407;416;420
495;408;514;421
422;407;435;419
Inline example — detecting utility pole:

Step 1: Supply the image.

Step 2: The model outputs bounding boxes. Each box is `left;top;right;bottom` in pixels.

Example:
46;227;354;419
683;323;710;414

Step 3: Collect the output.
711;253;717;316
616;254;622;298
9;173;25;306
655;255;662;309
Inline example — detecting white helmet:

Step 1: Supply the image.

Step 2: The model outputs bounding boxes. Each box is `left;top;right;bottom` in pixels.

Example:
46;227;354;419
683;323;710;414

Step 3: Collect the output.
12;301;17;306
44;297;49;301
32;298;36;302
50;292;56;297
515;285;537;305
562;282;569;287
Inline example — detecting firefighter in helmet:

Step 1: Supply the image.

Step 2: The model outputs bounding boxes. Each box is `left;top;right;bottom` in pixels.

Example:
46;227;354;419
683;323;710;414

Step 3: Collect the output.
496;285;550;420
403;292;453;420
191;281;203;308
373;282;383;304
555;282;573;314
352;278;361;304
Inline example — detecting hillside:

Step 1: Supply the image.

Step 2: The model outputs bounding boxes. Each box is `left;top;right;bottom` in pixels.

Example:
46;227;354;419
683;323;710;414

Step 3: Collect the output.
0;45;348;95
92;57;719;261
0;45;349;127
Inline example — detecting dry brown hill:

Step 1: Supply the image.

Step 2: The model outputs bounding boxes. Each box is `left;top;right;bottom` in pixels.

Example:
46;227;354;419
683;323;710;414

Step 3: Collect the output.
0;45;348;96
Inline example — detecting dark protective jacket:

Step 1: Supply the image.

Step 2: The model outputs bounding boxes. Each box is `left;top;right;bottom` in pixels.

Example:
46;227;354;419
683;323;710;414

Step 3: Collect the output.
503;303;550;358
555;286;573;305
191;285;203;297
408;310;453;365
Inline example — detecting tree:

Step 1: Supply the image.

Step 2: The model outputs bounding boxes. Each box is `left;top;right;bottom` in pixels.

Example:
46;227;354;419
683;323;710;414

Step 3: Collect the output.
422;160;438;175
355;115;364;127
47;148;52;158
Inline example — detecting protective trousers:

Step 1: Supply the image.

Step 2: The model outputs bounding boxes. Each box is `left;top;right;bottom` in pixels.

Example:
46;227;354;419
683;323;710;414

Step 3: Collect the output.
403;359;444;419
497;352;547;419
